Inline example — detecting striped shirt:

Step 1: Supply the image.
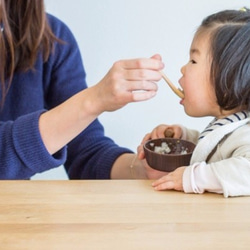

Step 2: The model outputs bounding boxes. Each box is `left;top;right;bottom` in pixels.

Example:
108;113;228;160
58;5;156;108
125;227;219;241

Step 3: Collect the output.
198;111;249;140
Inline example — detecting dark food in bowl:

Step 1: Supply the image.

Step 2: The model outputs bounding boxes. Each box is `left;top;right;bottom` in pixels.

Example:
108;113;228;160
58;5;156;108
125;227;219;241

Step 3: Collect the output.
144;138;196;172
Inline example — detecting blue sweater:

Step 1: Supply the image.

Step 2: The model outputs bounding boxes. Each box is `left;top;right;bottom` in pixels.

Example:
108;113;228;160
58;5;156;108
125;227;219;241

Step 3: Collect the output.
0;14;132;179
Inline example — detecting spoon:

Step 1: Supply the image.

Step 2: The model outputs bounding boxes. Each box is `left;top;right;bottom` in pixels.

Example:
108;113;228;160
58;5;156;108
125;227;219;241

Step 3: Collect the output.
161;71;184;99
164;128;174;138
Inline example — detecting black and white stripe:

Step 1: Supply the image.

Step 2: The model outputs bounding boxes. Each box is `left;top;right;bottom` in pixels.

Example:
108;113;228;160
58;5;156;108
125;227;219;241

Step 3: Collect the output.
198;111;248;140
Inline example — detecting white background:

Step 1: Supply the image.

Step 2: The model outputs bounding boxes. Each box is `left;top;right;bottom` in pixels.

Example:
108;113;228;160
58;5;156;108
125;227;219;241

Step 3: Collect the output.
33;0;249;179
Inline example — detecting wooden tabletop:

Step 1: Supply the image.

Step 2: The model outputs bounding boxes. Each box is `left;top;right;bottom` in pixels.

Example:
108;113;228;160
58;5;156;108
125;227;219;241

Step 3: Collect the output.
0;180;249;250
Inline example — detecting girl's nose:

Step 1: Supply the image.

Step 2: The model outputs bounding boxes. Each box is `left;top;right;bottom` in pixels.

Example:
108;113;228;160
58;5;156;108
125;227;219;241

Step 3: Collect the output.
180;64;186;75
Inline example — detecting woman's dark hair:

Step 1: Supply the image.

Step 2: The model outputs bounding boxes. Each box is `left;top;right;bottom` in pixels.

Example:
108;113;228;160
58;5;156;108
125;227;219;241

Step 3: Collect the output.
197;8;250;111
0;0;59;105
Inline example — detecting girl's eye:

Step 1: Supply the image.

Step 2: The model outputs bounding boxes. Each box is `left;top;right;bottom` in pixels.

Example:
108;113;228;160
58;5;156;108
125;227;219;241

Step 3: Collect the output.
190;59;197;64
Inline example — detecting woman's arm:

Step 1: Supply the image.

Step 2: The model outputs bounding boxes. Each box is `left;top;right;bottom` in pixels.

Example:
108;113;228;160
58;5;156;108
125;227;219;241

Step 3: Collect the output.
39;56;164;155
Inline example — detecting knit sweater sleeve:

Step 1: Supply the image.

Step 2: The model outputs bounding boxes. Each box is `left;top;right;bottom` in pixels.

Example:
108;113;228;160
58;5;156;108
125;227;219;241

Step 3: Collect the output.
0;111;66;179
45;14;133;179
64;119;133;179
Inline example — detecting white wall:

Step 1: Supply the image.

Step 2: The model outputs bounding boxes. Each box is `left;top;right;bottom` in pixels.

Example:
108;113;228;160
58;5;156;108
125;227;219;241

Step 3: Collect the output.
33;0;249;179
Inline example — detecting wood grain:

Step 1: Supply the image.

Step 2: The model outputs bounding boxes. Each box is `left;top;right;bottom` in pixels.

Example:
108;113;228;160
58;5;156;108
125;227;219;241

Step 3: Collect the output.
0;180;249;249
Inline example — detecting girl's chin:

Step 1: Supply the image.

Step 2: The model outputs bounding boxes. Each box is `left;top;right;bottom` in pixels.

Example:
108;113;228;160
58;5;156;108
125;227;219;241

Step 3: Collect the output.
183;108;198;117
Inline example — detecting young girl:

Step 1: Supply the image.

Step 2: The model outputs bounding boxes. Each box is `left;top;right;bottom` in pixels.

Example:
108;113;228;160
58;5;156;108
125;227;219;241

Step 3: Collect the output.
138;8;250;197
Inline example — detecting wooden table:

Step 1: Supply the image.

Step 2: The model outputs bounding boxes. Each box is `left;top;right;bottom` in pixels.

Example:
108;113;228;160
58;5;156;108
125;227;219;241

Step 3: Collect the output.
0;180;249;249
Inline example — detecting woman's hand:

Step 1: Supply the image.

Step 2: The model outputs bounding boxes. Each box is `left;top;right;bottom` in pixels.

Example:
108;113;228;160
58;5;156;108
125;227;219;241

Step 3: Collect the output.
151;167;185;191
39;54;163;155
89;54;164;114
142;158;169;180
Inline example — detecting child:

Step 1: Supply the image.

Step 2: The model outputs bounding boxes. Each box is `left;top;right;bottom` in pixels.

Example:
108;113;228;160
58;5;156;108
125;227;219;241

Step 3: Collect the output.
138;8;250;197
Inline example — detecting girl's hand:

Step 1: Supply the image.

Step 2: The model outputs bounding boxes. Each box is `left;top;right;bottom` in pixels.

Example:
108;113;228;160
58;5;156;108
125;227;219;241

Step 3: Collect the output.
91;54;164;114
151;167;185;191
137;124;183;159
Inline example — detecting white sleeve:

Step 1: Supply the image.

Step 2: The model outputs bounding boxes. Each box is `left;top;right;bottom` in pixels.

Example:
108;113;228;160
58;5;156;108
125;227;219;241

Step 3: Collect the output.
180;125;200;144
183;161;223;194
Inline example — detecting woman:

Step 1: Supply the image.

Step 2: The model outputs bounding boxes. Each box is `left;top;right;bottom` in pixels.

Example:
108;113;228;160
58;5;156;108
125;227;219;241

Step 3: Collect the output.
0;0;164;179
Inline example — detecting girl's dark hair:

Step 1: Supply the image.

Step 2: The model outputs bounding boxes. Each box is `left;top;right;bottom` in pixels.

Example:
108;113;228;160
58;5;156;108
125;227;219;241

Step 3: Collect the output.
0;0;59;105
198;8;250;111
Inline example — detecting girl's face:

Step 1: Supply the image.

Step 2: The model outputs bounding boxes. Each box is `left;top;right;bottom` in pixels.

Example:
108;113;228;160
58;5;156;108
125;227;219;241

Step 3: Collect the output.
179;32;221;118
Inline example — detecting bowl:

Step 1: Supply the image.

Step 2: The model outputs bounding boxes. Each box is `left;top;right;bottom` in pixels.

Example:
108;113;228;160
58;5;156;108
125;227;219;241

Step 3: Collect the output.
143;138;196;172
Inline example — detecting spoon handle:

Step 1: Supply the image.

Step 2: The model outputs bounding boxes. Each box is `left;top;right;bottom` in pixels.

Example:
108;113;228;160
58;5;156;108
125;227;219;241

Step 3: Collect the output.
161;71;184;99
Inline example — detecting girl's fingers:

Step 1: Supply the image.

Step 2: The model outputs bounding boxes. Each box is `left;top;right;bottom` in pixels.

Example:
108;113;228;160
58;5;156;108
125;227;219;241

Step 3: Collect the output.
152;176;174;191
150;125;169;139
152;175;169;187
153;181;175;191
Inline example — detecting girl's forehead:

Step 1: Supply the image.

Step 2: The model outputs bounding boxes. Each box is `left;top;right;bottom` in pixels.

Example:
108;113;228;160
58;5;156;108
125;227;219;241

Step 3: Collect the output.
192;30;210;44
190;32;212;63
190;31;211;51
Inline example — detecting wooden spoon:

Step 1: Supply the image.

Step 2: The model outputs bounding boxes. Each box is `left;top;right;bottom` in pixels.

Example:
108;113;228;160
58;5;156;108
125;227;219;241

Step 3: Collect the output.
161;71;184;99
164;128;174;138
